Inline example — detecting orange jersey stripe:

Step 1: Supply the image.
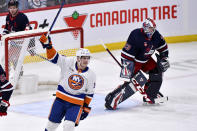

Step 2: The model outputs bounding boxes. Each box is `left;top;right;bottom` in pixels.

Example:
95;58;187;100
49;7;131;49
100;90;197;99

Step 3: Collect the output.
56;91;84;105
48;99;56;118
84;96;92;105
83;107;91;113
75;106;83;125
47;47;57;59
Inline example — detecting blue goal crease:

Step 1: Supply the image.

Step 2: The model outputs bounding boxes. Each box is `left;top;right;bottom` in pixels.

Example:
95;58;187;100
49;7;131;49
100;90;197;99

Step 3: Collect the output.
9;94;140;118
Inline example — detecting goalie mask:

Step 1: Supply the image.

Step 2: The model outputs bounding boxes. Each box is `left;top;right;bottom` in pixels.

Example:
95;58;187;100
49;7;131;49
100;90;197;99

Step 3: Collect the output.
142;18;156;39
76;48;91;68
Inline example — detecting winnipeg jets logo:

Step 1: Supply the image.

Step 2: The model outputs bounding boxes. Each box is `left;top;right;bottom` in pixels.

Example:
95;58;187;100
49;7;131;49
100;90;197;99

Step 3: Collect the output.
68;74;84;90
145;45;154;56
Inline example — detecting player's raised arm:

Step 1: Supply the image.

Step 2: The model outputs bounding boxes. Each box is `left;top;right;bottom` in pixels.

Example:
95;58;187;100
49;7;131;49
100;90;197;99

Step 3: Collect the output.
39;34;57;60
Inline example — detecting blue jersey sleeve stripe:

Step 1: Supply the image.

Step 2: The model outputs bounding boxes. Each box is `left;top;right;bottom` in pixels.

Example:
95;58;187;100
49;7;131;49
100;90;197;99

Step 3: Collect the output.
50;53;59;64
86;94;94;98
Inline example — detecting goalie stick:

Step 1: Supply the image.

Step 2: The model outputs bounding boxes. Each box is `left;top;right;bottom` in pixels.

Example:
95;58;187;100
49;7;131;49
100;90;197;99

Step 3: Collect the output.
101;41;168;104
101;41;122;67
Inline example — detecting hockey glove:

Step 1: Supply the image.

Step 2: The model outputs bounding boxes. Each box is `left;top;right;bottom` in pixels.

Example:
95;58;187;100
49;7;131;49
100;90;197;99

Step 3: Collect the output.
0;100;10;116
156;53;170;72
80;104;91;120
39;34;52;49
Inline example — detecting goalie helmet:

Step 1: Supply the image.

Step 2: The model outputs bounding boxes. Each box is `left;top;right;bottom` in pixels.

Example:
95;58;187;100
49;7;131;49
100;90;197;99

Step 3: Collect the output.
8;0;19;8
76;48;91;58
142;18;156;38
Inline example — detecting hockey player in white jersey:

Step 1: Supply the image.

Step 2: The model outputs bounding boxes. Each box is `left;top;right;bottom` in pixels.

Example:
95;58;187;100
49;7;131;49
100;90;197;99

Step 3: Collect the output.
39;34;96;131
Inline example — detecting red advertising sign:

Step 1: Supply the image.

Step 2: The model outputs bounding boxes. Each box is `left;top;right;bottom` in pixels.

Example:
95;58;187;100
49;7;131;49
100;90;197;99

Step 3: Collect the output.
64;11;87;39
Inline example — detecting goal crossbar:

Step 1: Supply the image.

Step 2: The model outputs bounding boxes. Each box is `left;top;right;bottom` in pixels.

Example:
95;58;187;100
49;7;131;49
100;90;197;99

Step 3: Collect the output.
2;27;84;81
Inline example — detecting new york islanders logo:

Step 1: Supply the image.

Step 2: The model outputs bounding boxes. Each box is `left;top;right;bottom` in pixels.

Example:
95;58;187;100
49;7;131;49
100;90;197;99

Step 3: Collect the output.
68;74;84;90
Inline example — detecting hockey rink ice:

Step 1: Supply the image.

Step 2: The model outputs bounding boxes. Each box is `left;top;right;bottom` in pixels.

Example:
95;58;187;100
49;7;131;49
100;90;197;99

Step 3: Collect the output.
0;42;197;131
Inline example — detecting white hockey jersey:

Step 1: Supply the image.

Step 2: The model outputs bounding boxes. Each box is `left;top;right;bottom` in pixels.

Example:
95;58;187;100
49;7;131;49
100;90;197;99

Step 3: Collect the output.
49;52;96;106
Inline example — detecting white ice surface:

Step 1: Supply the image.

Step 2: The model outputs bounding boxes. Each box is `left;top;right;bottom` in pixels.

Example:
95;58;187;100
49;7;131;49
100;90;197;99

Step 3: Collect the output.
0;42;197;131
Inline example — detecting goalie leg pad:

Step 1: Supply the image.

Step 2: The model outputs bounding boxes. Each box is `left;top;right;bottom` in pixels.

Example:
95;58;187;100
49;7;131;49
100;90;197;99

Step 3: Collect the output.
105;85;123;110
145;68;163;103
105;82;137;110
132;70;147;87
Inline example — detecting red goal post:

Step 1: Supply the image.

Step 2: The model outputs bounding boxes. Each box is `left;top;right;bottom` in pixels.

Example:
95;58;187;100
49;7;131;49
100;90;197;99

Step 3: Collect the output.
2;27;84;85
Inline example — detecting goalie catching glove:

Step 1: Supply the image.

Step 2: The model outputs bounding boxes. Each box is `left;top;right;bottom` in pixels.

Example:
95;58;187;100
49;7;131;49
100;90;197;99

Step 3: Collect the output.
156;53;170;72
39;34;52;49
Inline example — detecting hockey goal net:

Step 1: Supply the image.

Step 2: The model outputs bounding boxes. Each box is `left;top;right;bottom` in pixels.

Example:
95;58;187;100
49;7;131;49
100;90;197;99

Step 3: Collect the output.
1;27;84;89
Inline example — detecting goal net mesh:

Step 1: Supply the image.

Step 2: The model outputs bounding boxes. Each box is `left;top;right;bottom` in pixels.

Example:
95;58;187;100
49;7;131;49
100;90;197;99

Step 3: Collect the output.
1;27;83;89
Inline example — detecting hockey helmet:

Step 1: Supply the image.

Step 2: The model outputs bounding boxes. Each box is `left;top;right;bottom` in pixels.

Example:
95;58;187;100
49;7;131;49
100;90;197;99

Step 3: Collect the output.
76;48;91;58
8;0;19;8
142;18;156;38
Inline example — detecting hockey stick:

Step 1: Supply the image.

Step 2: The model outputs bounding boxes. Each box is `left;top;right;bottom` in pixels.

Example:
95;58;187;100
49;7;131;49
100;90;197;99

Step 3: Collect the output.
26;45;52;63
46;0;65;36
28;50;51;62
31;1;65;62
35;53;51;62
101;41;122;67
101;41;168;103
